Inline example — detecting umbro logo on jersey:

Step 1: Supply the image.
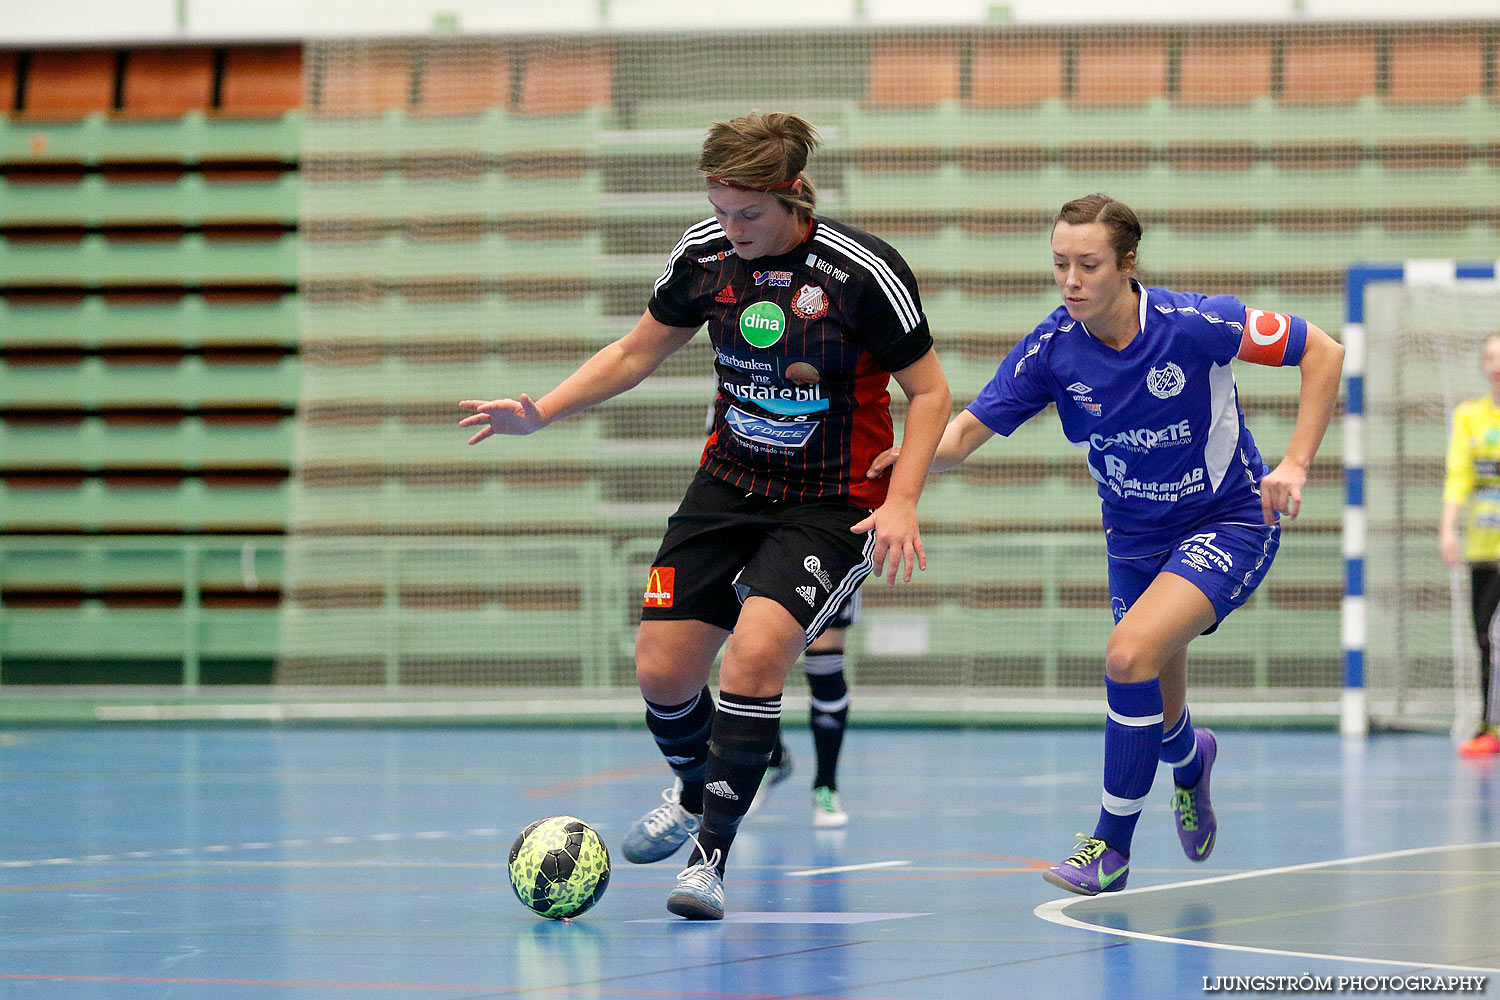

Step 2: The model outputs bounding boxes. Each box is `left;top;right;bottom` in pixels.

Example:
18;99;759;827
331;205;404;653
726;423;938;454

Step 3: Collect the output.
716;285;737;303
797;585;817;606
705;780;739;801
1066;382;1093;394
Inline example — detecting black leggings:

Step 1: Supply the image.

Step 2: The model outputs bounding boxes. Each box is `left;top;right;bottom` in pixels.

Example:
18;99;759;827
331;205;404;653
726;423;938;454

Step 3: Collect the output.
1470;564;1500;724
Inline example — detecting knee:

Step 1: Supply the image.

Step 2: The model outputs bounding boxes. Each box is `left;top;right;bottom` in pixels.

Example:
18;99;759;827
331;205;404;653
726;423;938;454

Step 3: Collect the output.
720;629;796;696
634;631;695;702
1103;632;1162;685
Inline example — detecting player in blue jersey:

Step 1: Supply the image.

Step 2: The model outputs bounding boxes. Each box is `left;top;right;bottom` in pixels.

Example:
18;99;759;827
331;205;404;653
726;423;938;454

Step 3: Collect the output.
872;193;1343;895
461;113;951;918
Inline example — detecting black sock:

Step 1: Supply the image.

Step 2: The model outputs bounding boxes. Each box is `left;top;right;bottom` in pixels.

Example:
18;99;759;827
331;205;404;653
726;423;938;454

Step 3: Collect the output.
804;652;849;790
643;686;714;814
695;691;781;874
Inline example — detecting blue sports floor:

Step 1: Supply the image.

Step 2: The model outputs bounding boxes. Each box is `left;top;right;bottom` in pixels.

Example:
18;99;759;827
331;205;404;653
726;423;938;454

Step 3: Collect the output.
2;725;1497;998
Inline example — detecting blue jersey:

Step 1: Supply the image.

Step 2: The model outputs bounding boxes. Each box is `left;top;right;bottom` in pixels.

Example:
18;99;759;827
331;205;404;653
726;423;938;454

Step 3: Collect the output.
968;283;1307;558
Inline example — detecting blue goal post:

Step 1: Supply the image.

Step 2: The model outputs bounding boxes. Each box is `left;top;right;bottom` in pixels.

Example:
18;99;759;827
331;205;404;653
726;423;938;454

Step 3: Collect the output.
1343;261;1500;738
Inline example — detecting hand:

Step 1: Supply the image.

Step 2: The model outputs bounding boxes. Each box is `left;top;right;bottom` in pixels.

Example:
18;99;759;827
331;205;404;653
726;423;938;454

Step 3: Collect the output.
866;445;900;479
1259;460;1307;525
458;394;546;444
851;498;926;585
1440;529;1463;569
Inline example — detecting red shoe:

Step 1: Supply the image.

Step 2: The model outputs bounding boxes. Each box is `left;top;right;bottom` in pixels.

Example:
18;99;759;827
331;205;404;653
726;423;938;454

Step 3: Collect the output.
1458;731;1500;756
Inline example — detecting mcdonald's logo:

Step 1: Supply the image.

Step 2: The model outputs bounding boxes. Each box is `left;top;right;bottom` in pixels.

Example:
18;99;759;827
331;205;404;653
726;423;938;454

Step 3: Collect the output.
643;566;675;608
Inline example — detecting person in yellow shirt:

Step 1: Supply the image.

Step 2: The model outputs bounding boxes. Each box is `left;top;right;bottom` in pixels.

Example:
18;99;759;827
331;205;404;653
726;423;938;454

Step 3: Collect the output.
1439;332;1500;756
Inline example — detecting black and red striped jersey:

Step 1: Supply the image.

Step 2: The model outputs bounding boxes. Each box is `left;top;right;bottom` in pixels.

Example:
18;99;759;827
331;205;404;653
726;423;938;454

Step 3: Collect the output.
647;216;934;507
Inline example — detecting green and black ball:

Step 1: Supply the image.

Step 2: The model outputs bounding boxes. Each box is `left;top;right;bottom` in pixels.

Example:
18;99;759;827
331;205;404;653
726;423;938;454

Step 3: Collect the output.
507;816;610;919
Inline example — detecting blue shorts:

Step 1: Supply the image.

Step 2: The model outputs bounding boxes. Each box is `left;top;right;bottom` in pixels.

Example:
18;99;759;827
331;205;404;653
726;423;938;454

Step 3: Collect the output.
1106;520;1281;632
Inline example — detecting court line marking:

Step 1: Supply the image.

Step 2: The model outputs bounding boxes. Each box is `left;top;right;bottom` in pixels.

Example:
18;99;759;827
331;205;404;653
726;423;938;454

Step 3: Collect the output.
788;860;910;877
0;828;507;869
1034;841;1500;974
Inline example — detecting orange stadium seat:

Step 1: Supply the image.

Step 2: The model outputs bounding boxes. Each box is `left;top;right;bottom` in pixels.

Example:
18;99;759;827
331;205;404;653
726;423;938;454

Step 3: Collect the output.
0;51;17;115
516;45;611;115
1177;31;1273;105
120;48;215;117
1386;28;1487;105
415;44;511;114
969;37;1064;107
219;46;303;116
1071;34;1167;106
23;49;117;118
865;38;960;108
1280;30;1377;105
316;44;410;114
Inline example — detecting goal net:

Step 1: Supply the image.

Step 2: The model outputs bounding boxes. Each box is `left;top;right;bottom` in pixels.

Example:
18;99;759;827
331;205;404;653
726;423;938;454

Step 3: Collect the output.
1358;268;1500;734
275;23;1497;721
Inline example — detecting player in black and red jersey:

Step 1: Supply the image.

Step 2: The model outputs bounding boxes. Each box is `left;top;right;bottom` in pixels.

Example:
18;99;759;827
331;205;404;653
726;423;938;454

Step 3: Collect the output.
459;112;951;919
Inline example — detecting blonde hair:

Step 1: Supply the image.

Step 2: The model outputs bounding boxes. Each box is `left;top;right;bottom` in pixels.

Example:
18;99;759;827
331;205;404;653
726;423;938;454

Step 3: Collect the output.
1055;193;1143;269
698;112;820;220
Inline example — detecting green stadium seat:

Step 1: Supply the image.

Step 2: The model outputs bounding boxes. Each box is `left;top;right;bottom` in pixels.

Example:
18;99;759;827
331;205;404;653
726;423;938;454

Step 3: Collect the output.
0;415;291;472
0;172;299;227
0;293;298;349
0;231;296;285
0;478;287;533
0;354;298;408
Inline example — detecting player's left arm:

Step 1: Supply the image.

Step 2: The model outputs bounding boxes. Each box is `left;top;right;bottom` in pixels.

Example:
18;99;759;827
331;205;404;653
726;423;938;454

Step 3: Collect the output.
1248;320;1345;524
851;347;952;585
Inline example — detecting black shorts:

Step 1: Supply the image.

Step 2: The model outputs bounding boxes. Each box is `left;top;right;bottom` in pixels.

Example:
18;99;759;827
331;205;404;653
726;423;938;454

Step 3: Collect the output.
640;469;875;647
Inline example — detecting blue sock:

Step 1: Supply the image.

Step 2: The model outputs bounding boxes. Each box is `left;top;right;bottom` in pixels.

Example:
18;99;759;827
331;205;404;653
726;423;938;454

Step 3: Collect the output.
1161;706;1203;787
1093;677;1164;856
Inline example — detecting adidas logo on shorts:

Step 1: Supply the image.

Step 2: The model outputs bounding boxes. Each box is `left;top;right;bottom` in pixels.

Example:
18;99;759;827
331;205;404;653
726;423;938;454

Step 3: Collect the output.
705;780;739;800
797;586;817;606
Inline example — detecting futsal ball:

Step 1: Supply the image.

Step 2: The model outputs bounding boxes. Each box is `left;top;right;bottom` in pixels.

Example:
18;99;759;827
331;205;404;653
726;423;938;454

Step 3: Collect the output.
508;816;611;919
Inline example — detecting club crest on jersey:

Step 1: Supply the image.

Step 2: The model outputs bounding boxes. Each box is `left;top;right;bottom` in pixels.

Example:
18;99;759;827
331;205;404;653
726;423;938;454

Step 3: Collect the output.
753;270;793;287
739;302;786;348
1145;362;1186;399
791;283;828;320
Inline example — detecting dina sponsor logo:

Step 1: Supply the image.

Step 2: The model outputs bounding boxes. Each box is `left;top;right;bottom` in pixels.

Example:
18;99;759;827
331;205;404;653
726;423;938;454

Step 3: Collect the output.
739;301;786;348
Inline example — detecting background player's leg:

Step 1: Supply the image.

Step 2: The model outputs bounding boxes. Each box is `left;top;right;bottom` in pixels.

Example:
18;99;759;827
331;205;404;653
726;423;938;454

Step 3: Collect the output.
1467;566;1500;753
803;627;851;827
623;619;731;865
1158;647;1203;785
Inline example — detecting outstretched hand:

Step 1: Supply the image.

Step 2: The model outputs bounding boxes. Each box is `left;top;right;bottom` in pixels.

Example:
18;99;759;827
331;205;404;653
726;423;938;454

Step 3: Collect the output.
458;394;546;444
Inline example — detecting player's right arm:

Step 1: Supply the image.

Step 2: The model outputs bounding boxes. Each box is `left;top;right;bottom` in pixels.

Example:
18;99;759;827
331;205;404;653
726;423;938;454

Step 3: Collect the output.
459;310;699;443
